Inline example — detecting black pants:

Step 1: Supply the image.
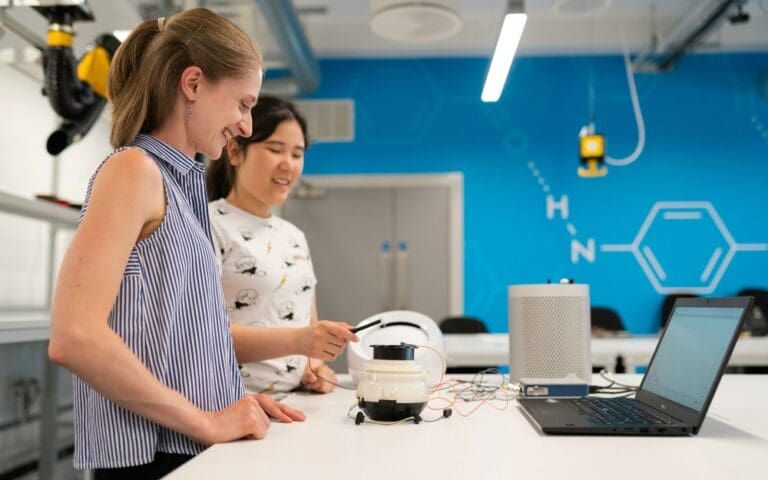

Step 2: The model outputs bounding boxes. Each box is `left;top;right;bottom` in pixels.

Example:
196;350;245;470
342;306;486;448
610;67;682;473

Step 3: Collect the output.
93;452;194;480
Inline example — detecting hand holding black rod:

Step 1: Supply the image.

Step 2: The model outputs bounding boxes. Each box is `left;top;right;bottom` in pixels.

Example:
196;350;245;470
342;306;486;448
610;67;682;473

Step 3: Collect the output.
351;319;382;334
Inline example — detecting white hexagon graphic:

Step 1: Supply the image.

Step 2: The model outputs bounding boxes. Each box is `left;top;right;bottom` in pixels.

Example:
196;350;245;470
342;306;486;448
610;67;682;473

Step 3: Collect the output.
600;201;768;294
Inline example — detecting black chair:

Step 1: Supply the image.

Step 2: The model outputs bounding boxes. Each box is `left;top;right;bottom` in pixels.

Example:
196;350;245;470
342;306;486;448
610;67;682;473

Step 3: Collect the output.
440;316;488;334
439;316;497;374
590;307;625;334
661;293;699;330
737;288;768;337
590;307;626;373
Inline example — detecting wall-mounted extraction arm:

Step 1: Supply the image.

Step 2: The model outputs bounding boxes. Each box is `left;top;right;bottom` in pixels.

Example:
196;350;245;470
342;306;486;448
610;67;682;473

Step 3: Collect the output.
1;0;120;155
34;1;119;155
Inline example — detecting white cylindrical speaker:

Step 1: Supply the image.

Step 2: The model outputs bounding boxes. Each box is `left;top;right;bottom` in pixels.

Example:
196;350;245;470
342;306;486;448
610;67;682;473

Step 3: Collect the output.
508;284;591;383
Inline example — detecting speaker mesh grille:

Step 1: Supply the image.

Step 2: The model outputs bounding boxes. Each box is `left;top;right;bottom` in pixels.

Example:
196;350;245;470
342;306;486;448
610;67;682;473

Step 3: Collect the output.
510;295;590;381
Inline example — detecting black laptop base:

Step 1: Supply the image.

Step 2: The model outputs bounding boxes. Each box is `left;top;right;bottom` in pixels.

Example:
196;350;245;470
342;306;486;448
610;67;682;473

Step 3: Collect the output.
516;297;752;437
518;398;691;436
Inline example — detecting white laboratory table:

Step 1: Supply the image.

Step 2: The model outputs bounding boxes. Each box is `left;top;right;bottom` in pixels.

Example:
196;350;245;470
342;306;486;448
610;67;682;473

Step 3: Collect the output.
444;333;768;372
165;374;768;480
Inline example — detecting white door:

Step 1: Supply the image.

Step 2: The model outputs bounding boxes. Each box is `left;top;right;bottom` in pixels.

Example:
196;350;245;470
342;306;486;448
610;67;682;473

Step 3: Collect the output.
281;186;393;323
280;174;463;371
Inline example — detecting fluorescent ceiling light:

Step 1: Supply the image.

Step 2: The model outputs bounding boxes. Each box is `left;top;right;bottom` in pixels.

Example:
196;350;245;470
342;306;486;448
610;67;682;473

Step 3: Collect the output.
481;11;527;102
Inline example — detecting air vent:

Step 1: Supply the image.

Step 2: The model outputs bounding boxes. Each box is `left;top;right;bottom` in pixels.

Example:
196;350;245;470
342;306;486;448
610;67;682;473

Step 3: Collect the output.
554;0;612;16
294;99;355;143
370;1;462;44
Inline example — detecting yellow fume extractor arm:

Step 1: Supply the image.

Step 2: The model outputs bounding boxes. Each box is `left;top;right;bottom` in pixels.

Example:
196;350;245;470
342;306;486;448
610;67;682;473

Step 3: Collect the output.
32;2;120;155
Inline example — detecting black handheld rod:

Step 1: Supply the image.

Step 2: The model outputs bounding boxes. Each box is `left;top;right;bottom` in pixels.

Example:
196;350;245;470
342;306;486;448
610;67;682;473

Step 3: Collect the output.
351;319;382;334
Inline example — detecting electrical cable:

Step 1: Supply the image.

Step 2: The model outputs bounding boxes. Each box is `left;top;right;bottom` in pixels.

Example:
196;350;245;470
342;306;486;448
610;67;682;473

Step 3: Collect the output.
598;369;639;390
415;343;446;391
604;27;646;167
426;367;514;417
306;362;356;390
587;369;639;396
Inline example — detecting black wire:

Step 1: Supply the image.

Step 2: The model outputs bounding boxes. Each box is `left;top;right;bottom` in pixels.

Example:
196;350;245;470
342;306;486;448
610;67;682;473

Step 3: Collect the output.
597;369;639;390
468;367;507;387
589;369;638;397
588;369;639;396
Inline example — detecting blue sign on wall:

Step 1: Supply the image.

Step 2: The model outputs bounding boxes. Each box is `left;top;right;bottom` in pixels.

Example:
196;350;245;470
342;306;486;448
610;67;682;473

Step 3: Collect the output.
303;53;768;333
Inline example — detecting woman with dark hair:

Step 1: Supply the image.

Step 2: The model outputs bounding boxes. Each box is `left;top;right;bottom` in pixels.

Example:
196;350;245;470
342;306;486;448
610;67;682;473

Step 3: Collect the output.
207;95;357;395
49;9;302;479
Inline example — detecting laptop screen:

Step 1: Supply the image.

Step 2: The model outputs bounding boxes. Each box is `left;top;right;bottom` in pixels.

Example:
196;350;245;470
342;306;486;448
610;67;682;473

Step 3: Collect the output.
642;306;744;411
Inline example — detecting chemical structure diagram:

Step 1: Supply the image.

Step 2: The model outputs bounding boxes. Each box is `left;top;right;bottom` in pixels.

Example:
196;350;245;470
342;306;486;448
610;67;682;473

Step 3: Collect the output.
527;161;768;294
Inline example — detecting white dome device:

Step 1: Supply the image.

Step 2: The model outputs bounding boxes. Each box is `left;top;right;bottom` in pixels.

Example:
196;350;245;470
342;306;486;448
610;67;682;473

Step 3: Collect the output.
355;343;430;424
348;310;446;387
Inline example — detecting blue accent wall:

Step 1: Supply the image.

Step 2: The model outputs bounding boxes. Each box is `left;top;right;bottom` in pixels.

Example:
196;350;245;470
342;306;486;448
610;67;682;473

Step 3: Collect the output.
303;53;768;333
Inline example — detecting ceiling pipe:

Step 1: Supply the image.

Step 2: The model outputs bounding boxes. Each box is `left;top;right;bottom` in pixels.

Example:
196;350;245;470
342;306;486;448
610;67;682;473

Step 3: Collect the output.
633;0;741;72
0;7;46;50
256;0;320;97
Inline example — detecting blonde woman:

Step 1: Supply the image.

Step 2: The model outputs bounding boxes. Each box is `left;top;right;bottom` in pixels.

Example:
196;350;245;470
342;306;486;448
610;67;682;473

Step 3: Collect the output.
49;9;314;478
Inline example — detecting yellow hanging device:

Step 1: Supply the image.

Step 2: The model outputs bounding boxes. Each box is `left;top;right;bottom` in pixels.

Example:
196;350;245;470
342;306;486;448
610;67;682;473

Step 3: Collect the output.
577;123;608;178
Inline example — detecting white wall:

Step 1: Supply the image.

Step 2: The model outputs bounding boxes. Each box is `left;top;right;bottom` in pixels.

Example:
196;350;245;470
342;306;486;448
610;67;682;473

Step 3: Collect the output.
0;62;111;308
0;62;112;199
0;60;109;475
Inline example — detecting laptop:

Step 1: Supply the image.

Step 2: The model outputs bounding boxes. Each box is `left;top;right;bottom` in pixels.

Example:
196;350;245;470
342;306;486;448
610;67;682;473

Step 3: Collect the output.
518;296;752;435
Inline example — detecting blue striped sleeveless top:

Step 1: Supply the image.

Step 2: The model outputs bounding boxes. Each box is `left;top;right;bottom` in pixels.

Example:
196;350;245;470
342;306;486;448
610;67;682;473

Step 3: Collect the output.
72;134;245;469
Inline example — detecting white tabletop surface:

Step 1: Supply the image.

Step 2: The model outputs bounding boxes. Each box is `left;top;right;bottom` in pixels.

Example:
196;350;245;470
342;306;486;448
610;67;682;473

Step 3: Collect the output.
165;374;768;480
444;333;768;370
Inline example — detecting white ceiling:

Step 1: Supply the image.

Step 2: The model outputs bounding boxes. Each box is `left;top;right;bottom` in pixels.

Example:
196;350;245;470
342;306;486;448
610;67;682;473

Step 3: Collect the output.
1;0;766;64
268;0;768;59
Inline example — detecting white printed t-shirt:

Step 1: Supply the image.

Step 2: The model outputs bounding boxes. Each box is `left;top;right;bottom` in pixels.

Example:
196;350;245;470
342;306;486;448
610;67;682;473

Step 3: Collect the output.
209;198;317;393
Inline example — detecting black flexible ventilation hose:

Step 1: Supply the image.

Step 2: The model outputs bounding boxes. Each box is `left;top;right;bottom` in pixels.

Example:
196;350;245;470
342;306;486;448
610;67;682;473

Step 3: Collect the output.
44;33;120;155
46;101;103;155
43;43;92;119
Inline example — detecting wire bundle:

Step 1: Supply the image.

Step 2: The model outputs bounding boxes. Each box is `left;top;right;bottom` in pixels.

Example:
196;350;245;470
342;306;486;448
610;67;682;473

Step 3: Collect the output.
588;369;639;397
426;368;515;418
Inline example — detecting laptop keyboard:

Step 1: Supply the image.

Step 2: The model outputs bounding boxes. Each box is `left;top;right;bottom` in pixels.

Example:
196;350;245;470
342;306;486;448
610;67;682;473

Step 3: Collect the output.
568;398;677;425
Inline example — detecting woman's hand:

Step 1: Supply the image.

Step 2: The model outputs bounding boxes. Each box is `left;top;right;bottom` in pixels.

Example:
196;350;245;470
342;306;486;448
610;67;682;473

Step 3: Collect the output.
196;395;271;445
253;393;306;423
297;321;358;361
301;358;337;394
